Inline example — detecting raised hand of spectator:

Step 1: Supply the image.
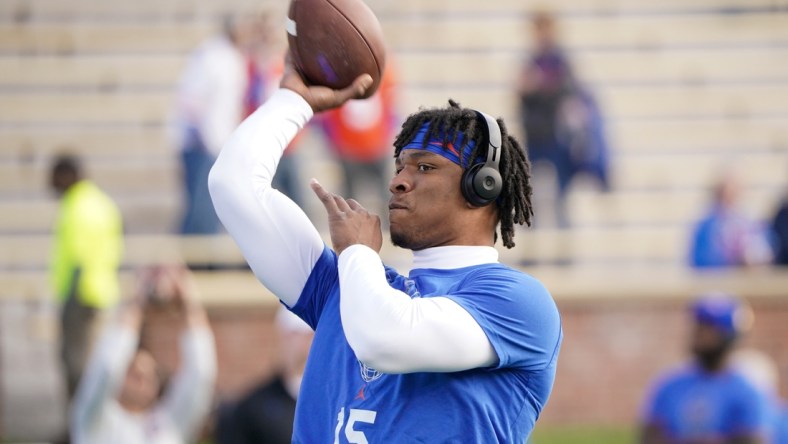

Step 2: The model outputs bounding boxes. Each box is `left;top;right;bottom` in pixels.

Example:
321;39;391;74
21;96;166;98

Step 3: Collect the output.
164;265;210;328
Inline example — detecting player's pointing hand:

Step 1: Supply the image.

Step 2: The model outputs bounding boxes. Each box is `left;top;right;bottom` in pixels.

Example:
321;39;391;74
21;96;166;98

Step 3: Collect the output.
310;178;382;255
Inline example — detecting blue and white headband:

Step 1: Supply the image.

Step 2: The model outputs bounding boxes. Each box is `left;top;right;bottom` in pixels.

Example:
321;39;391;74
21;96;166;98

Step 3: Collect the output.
400;122;484;168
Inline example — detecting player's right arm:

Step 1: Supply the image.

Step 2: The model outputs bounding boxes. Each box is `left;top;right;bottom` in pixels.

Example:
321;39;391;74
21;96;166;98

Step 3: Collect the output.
208;88;322;307
208;60;372;307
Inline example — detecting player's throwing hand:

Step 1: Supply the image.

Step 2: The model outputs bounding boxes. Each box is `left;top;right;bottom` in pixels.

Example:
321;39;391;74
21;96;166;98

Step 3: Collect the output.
280;52;373;113
310;178;382;255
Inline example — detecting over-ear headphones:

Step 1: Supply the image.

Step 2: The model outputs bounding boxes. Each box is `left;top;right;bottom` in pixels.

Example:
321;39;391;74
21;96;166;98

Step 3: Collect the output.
461;110;503;207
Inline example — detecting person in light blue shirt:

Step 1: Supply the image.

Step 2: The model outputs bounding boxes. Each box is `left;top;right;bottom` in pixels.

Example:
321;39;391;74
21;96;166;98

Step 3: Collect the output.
209;57;562;442
776;404;788;444
689;173;774;269
640;293;769;444
731;348;788;444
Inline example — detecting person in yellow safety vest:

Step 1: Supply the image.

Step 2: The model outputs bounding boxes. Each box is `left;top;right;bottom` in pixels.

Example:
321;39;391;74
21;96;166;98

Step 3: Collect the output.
49;154;124;402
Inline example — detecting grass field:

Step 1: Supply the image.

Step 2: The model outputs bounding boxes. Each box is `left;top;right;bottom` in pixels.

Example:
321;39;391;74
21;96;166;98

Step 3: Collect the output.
529;425;636;444
193;425;637;444
0;425;634;444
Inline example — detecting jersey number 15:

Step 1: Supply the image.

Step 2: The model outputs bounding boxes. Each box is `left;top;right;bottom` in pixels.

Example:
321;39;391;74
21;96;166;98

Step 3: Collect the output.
334;407;377;444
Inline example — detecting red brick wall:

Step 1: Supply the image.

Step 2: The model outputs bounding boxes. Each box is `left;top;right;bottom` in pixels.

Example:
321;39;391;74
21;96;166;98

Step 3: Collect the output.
141;295;788;426
541;296;788;425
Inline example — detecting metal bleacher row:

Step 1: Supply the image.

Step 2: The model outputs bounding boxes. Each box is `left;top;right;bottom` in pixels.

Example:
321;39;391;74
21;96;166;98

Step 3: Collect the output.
1;0;787;303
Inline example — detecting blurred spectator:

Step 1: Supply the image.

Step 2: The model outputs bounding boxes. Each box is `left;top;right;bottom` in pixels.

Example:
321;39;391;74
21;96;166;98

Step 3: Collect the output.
71;266;217;444
517;10;610;228
770;192;788;266
640;293;769;444
689;172;774;268
173;14;254;234
319;62;399;219
214;307;314;444
731;348;784;444
49;154;123;402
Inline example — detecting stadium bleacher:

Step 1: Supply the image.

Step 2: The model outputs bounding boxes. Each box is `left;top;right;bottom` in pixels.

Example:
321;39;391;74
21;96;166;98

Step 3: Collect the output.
1;0;786;280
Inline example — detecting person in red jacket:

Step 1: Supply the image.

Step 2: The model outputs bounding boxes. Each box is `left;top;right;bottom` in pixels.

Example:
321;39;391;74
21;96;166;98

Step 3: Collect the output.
320;62;399;219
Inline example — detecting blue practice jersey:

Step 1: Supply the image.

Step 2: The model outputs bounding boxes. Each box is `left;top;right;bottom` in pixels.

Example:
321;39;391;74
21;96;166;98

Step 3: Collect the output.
643;364;769;442
290;246;562;443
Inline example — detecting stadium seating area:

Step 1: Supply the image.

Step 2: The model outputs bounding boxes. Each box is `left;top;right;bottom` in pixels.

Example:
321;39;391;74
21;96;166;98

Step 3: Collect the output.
0;0;786;439
1;0;786;296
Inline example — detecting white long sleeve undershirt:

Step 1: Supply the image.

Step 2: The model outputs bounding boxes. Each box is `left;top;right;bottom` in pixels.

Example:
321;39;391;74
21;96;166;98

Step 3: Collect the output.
209;89;496;373
209;89;322;306
339;245;497;373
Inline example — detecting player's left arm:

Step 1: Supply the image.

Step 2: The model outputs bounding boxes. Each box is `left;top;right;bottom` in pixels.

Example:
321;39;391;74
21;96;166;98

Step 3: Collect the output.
309;180;495;372
339;244;497;373
311;181;560;373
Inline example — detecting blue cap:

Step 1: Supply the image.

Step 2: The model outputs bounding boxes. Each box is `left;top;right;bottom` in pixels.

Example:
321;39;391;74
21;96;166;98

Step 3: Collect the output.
691;293;753;338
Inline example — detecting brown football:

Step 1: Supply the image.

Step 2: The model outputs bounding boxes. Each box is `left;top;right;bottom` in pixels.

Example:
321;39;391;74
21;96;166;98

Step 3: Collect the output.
286;0;386;98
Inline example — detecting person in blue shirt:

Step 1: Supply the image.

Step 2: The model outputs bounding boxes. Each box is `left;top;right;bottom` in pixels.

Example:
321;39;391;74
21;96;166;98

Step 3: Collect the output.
640;293;769;444
209;56;563;442
689;173;774;269
731;347;788;444
776;404;788;444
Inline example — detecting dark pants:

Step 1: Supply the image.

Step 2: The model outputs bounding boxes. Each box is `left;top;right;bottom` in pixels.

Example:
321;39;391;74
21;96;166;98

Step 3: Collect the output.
60;296;103;401
530;143;575;197
180;134;220;234
530;143;575;229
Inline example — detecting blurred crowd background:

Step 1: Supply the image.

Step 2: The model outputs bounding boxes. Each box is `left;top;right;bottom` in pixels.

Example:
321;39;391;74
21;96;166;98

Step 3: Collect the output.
1;0;787;442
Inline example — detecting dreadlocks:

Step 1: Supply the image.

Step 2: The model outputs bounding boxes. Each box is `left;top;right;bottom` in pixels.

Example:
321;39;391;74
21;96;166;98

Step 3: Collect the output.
393;99;534;249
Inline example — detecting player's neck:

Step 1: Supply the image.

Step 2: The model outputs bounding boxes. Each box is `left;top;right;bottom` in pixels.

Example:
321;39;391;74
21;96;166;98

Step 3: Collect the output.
412;245;498;270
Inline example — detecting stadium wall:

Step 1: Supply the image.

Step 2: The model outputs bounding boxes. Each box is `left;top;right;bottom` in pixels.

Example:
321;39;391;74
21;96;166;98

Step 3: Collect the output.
143;291;788;426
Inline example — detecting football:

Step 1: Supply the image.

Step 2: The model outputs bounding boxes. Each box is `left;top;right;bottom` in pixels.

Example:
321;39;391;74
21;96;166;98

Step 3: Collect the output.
286;0;386;98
